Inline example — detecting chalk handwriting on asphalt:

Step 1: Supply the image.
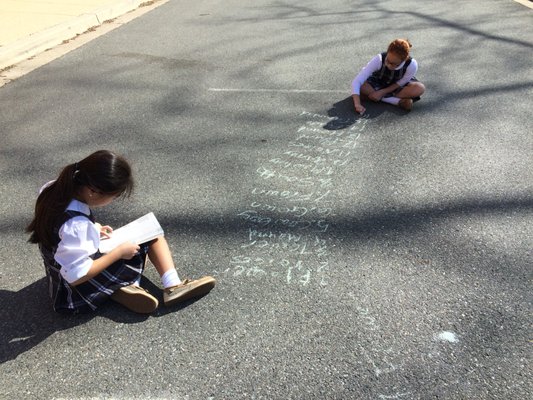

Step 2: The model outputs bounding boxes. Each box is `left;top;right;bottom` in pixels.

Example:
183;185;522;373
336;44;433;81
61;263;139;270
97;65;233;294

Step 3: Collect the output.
213;111;369;286
211;110;462;397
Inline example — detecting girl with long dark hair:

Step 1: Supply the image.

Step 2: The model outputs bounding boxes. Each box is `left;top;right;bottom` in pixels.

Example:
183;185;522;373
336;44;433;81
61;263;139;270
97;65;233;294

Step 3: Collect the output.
27;150;215;314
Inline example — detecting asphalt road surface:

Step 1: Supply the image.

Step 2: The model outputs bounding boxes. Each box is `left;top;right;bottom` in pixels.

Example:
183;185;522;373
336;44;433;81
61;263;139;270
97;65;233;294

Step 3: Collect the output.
1;0;532;399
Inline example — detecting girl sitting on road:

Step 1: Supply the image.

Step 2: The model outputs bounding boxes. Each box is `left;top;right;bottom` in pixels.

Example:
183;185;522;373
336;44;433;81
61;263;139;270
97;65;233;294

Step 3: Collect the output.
351;38;425;114
26;150;215;314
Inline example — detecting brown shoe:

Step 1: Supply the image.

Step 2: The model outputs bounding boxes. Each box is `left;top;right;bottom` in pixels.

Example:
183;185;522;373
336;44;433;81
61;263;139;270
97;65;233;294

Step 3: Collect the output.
399;98;413;111
111;285;159;314
163;276;216;307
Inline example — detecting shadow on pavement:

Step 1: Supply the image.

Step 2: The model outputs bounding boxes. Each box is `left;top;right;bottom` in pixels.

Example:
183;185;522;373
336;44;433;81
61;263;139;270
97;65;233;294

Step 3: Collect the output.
0;276;209;363
324;96;405;130
0;278;93;364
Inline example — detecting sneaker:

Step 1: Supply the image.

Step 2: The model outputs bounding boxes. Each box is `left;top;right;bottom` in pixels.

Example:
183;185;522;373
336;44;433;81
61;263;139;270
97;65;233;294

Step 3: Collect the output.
398;98;413;111
110;285;159;314
163;276;216;307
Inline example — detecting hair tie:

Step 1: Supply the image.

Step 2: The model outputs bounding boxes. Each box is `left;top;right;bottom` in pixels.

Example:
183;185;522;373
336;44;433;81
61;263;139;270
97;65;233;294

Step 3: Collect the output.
73;162;80;179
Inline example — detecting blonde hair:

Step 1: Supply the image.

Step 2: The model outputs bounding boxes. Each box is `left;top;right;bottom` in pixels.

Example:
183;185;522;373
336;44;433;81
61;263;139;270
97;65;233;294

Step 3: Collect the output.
387;39;412;60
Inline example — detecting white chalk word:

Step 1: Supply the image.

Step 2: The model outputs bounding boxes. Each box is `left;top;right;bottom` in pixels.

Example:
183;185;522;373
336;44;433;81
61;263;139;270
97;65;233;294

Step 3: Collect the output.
288;142;353;156
249;201;334;218
268;158;335;176
256;166;334;188
214;256;329;286
283;150;350;167
237;210;329;233
251;187;332;204
299;111;330;119
295;132;362;149
242;230;330;257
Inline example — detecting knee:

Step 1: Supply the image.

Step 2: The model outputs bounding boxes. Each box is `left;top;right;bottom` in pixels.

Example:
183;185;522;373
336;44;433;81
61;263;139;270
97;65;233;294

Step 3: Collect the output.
415;82;426;96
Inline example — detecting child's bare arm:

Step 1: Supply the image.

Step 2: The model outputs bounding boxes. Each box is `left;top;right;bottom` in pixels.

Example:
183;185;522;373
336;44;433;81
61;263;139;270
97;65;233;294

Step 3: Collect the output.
352;94;366;115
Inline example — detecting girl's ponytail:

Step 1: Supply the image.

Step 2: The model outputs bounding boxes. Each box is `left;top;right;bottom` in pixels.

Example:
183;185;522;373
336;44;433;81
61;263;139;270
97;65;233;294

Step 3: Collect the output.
27;162;80;247
26;150;133;248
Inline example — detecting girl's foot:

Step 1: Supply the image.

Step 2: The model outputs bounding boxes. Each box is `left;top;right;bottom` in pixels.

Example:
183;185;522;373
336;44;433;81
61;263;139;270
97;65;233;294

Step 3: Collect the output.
399;98;413;111
163;276;216;306
111;285;159;314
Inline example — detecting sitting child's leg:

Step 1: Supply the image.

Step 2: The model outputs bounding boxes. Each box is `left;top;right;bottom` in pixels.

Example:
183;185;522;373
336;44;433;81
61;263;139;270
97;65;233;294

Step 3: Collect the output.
383;82;426;111
360;82;376;100
147;236;215;306
148;235;181;285
99;244;159;314
397;81;425;100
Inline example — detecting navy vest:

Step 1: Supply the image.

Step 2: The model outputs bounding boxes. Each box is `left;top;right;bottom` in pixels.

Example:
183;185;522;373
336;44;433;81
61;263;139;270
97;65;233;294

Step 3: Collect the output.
39;210;95;312
370;52;412;86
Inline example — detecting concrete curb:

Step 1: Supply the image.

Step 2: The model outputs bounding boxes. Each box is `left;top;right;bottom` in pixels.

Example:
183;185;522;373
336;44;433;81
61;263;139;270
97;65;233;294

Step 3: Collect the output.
0;0;148;71
513;0;533;9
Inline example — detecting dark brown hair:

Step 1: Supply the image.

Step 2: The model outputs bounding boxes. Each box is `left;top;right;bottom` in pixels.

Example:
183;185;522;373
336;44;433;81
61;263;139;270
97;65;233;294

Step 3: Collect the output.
387;38;412;60
26;150;134;248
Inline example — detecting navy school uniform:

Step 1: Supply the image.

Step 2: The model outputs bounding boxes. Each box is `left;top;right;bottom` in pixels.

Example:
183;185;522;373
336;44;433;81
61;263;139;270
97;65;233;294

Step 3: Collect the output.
367;52;419;97
39;210;150;314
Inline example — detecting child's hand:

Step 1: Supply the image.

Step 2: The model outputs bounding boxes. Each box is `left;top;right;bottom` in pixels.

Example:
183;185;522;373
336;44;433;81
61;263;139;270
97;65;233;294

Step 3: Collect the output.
95;223;113;239
114;242;140;260
355;104;366;115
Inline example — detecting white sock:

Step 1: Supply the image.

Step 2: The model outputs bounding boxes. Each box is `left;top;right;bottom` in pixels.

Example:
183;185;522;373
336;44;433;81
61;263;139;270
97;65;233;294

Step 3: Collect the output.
381;96;400;106
161;268;181;288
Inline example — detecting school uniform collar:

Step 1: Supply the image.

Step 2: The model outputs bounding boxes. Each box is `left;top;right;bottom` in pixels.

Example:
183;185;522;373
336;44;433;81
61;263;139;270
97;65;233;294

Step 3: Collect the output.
380;53;407;71
393;60;406;70
66;199;91;216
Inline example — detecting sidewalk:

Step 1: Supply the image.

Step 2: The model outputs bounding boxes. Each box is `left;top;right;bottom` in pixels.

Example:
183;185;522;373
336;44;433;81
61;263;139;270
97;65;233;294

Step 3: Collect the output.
1;0;531;73
0;0;155;71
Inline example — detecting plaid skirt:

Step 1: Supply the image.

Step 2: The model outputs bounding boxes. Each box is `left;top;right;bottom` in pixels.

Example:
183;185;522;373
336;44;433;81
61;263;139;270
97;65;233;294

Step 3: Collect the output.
40;242;150;314
367;75;420;98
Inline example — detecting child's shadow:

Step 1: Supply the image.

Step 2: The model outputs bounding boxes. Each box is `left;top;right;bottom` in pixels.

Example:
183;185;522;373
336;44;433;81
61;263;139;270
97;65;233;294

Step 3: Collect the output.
323;96;404;130
0;277;205;362
0;278;94;363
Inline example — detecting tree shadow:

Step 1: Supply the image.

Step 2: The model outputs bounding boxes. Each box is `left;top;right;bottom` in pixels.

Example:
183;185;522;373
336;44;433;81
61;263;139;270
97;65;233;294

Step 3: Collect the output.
323;96;405;130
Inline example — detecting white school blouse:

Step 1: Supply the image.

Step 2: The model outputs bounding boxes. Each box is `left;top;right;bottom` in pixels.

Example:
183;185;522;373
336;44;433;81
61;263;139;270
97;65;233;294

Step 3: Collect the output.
54;199;100;284
351;53;418;95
